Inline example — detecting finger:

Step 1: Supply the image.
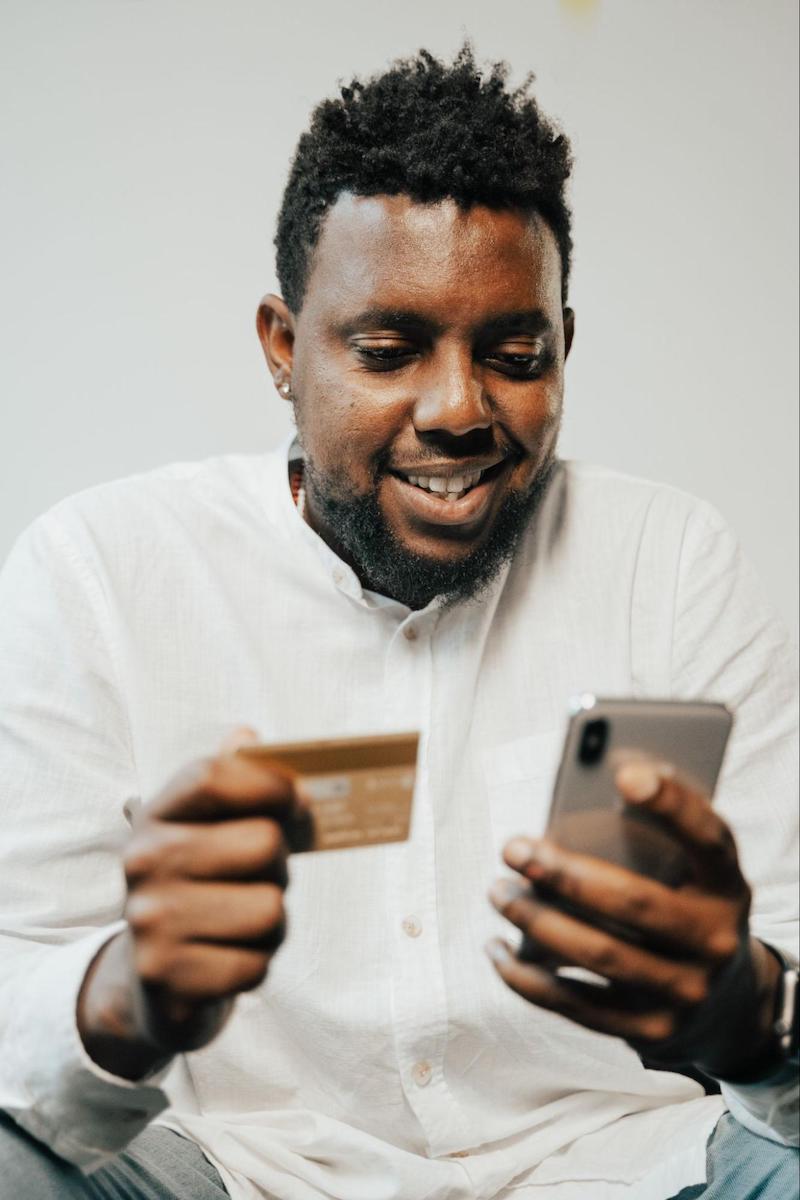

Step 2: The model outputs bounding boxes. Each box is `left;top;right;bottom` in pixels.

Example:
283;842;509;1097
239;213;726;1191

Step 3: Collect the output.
501;839;740;963
615;763;745;894
124;818;289;886
149;754;300;823
485;939;676;1044
136;941;273;1000
126;880;286;949
489;878;709;1005
219;725;260;754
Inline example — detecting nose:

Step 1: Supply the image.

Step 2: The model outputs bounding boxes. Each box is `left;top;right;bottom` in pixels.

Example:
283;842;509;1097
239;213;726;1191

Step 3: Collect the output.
412;343;491;437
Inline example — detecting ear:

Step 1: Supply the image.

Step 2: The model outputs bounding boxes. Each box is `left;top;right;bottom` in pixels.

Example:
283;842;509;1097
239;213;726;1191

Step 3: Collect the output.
256;294;296;397
562;308;575;361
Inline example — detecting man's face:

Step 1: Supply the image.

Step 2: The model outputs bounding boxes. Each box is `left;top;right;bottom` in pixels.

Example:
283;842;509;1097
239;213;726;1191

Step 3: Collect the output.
260;194;573;607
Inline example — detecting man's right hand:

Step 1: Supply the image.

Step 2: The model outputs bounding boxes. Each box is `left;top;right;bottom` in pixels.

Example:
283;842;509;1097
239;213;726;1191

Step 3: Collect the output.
77;729;304;1079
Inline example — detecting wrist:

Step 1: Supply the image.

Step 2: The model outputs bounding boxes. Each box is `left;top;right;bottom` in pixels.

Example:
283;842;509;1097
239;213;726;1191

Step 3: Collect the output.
704;939;793;1084
77;929;172;1080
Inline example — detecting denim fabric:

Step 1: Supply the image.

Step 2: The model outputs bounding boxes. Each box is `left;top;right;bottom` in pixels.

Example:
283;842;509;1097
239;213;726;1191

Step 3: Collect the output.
0;1114;228;1199
670;1112;799;1200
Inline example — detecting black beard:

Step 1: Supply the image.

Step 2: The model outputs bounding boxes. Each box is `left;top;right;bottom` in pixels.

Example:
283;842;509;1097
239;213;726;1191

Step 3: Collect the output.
301;457;557;610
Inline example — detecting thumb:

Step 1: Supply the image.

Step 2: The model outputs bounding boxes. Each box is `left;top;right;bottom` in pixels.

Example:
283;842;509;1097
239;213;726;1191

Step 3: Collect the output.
220;725;260;755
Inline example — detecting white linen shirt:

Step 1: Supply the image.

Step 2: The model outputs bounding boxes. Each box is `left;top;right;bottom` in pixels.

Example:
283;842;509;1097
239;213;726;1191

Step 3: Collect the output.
0;435;797;1200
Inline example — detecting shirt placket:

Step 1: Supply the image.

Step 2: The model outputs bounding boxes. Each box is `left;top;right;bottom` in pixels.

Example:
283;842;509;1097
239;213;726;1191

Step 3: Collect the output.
382;612;475;1159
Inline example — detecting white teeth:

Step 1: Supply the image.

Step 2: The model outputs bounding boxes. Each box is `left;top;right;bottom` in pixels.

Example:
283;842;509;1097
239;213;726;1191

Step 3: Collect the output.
402;467;485;497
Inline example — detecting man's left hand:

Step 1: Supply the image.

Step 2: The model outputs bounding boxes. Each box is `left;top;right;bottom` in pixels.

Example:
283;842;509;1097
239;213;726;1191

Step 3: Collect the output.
486;762;781;1081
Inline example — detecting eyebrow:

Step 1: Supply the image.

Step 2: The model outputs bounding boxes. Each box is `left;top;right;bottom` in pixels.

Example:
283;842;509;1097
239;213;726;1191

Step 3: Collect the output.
333;308;552;340
476;310;553;340
333;309;446;338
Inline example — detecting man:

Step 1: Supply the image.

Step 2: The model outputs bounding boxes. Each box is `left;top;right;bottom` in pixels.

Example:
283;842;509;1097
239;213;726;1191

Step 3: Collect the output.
0;45;797;1200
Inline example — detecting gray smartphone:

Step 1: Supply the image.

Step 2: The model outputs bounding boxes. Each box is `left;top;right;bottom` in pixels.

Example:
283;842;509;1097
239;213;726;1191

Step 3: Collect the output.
547;695;733;888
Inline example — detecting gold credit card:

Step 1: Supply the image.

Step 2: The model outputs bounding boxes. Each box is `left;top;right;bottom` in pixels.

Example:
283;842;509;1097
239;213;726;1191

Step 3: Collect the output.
238;732;419;853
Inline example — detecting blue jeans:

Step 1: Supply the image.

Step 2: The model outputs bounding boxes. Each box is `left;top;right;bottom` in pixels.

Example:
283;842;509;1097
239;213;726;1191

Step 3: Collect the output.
0;1114;227;1199
0;1109;797;1198
670;1113;798;1199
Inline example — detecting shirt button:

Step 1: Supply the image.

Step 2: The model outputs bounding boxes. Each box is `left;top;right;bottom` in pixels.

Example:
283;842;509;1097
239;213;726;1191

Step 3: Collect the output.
411;1060;432;1087
332;567;346;586
450;1150;471;1158
403;625;417;641
401;915;422;938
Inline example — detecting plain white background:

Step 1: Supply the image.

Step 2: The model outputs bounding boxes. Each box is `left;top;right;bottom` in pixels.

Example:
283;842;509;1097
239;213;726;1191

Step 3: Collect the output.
1;0;797;632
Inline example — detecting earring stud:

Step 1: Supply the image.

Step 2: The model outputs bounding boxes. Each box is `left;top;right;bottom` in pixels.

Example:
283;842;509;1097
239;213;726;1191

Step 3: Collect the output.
278;380;291;398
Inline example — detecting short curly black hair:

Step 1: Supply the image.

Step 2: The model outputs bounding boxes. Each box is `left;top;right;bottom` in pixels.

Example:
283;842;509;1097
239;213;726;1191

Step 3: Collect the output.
275;45;574;313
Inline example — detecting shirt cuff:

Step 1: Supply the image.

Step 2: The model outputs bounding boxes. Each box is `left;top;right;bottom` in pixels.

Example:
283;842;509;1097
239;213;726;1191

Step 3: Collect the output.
2;922;172;1171
720;1064;800;1147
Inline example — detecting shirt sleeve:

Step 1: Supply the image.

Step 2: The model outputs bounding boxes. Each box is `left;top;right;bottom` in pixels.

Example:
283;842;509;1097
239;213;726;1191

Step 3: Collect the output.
0;511;171;1171
670;501;799;1145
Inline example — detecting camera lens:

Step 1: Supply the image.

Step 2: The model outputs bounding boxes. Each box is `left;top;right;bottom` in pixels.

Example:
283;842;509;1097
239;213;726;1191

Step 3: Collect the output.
579;718;609;766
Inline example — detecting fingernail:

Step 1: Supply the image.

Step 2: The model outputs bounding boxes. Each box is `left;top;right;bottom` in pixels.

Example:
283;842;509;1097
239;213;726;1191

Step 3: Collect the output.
489;877;526;909
293;782;312;813
222;725;260;754
529;839;555;868
616;762;662;802
485;938;512;967
503;837;535;869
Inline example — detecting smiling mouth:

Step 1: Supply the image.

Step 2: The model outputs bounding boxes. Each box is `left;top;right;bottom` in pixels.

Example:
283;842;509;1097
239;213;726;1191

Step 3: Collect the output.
391;460;507;502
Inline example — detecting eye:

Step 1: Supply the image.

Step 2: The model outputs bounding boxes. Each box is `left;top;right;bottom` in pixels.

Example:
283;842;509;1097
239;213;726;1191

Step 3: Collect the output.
351;340;419;372
484;352;545;379
482;340;553;380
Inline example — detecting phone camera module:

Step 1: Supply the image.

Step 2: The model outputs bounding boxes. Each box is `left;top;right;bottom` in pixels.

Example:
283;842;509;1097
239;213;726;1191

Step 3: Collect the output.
579;718;609;766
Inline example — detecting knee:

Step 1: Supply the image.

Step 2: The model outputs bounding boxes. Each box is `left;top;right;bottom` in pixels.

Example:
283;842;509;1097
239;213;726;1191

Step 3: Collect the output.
0;1112;87;1200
